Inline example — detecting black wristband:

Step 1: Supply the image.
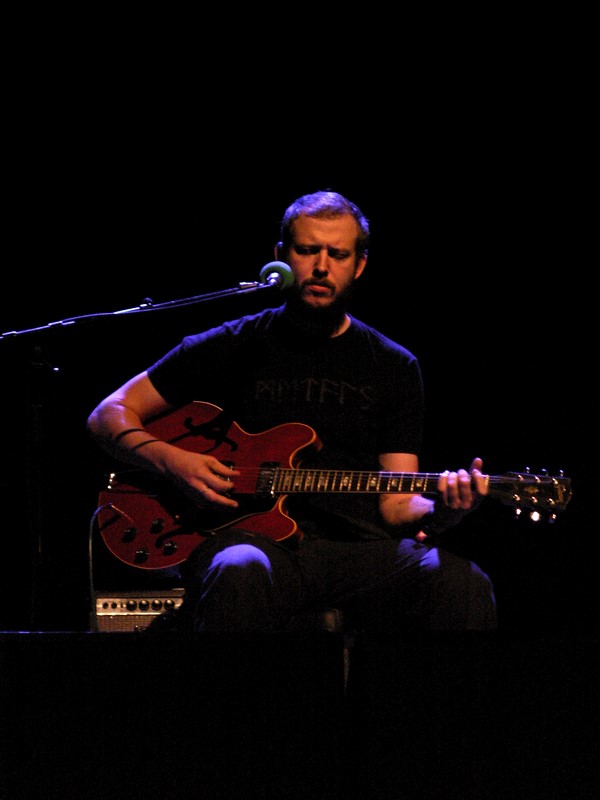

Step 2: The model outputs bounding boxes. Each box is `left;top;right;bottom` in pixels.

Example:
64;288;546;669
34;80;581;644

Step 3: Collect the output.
130;437;161;452
418;497;470;539
113;427;148;443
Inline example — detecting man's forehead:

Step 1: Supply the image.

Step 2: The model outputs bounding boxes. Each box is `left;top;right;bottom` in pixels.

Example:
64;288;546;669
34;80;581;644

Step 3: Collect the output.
291;214;359;242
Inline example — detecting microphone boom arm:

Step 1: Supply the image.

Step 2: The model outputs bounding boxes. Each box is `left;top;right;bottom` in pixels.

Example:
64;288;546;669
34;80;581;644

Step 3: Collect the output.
1;262;293;340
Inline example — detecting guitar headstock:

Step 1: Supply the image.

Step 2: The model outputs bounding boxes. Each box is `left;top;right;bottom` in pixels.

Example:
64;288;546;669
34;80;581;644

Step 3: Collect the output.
488;470;573;520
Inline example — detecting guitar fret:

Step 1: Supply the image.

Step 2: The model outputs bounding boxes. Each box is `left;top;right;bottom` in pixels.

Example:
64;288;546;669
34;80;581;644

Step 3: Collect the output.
279;471;294;492
339;472;352;491
317;472;328;491
293;471;305;491
408;475;426;492
303;471;316;491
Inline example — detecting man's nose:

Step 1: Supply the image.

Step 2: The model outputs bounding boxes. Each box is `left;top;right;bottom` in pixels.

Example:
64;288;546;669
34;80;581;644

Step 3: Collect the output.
313;249;329;272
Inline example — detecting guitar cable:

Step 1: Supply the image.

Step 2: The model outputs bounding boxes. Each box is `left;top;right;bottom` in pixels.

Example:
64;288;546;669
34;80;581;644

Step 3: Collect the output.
87;507;111;632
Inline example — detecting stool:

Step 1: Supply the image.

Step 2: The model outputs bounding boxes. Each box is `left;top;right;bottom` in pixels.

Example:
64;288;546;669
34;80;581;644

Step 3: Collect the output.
318;608;354;690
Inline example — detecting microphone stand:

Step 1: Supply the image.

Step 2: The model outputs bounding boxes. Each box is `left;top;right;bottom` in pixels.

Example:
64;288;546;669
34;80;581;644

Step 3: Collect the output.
1;265;291;630
1;276;286;342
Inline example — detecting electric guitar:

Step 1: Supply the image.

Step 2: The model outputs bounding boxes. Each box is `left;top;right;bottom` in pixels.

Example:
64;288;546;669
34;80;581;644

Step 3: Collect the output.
95;401;573;570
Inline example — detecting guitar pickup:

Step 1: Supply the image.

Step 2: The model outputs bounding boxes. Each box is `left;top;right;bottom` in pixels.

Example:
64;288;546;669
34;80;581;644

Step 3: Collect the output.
255;463;279;496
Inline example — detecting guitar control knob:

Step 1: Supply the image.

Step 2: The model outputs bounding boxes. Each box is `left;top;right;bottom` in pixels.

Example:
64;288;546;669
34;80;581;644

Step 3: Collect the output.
163;541;178;555
122;527;137;543
134;549;149;564
151;518;165;533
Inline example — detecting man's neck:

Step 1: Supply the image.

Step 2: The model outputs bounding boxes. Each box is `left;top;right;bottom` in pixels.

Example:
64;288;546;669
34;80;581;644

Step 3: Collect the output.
331;313;351;337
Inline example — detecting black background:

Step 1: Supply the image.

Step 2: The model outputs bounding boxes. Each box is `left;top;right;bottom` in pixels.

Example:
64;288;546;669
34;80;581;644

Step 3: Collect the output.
0;70;595;636
1;27;597;800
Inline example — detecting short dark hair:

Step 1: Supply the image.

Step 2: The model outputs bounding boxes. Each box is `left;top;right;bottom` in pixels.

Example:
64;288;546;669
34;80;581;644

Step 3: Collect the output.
279;190;370;257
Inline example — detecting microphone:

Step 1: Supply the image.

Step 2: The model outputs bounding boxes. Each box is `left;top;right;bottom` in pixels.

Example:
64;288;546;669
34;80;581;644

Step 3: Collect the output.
258;261;294;290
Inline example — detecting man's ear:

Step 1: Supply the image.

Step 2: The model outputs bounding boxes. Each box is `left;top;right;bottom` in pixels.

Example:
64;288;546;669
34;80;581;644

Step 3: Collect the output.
355;254;368;279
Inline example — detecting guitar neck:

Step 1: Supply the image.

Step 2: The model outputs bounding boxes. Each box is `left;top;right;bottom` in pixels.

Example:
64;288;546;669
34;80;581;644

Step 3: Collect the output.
272;469;446;495
267;468;572;514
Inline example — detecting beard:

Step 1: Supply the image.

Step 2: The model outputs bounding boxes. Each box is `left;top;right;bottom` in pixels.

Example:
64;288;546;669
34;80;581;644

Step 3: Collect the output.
283;281;354;339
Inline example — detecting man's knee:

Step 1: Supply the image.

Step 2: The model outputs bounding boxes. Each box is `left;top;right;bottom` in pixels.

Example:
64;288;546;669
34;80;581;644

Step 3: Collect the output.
207;544;274;588
212;543;272;571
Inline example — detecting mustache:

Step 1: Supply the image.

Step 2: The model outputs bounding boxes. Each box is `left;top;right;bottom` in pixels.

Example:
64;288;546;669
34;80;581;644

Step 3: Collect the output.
303;279;335;290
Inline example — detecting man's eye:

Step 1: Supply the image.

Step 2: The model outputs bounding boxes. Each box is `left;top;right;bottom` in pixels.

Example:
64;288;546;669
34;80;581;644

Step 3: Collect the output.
293;245;352;259
294;245;319;255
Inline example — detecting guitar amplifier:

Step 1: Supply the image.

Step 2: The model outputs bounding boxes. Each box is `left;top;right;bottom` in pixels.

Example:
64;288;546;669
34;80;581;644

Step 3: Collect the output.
92;589;185;633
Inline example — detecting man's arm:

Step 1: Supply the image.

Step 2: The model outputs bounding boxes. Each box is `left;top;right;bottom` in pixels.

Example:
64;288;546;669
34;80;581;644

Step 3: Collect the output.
378;452;488;534
87;372;240;508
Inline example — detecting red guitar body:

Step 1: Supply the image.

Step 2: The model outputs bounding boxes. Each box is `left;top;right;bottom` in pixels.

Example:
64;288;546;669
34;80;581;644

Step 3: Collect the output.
96;401;321;569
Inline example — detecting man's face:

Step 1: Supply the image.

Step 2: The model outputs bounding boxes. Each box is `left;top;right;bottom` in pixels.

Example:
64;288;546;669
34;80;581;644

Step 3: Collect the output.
285;214;367;311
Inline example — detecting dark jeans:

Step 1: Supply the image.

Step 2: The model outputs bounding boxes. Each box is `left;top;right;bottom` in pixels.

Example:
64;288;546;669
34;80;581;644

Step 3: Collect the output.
176;528;497;633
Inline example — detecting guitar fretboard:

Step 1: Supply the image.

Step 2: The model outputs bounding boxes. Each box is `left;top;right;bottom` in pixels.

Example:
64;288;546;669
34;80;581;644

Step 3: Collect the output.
271;469;439;494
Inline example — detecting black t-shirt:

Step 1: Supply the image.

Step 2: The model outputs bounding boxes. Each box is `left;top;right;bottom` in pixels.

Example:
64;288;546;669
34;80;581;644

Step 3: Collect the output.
147;305;424;540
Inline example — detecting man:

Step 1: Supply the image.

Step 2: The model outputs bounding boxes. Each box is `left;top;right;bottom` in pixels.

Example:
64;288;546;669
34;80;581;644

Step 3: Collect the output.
87;190;496;633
